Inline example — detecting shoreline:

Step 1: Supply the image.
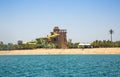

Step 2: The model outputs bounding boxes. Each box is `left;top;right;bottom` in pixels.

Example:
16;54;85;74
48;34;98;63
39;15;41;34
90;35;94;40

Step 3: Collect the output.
0;48;120;55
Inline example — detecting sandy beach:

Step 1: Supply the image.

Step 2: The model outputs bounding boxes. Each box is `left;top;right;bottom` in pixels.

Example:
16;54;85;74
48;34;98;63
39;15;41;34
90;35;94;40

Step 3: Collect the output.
0;48;120;55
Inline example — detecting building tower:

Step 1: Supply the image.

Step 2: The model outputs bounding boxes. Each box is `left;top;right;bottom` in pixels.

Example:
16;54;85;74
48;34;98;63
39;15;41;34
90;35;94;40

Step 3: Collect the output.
51;26;67;48
17;40;23;45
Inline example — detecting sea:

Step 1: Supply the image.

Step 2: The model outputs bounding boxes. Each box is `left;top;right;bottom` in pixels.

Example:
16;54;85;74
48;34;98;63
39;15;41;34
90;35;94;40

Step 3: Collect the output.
0;55;120;77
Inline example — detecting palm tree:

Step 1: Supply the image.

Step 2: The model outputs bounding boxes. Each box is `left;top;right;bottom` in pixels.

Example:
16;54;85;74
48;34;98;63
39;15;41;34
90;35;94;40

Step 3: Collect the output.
109;29;114;42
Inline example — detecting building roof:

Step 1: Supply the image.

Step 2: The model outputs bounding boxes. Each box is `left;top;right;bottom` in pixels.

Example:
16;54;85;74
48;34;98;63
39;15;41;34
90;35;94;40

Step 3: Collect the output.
79;43;91;46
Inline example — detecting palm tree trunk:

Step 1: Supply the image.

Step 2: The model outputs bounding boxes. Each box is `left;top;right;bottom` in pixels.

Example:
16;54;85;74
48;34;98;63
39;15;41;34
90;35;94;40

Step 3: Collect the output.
111;34;112;42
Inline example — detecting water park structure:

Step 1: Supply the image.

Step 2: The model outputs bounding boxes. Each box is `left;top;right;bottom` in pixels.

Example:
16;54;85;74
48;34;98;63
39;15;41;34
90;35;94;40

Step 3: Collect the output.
44;26;68;48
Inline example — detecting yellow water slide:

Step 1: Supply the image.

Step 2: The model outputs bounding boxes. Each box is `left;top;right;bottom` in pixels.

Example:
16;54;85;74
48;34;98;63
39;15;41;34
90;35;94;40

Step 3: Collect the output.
45;32;60;39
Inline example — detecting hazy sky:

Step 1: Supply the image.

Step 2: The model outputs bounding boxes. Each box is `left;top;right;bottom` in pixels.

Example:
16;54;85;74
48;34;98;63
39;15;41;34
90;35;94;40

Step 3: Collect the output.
0;0;120;43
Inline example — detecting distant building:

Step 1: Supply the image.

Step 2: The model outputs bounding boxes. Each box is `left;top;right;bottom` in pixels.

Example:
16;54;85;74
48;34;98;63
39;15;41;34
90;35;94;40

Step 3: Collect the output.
79;43;92;48
17;40;23;45
0;41;3;45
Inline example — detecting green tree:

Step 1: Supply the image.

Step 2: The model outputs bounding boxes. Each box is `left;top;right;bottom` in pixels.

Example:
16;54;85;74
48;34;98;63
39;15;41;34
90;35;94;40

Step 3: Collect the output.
21;43;36;49
7;43;16;50
73;42;80;48
36;38;57;48
109;29;114;42
66;39;73;48
91;40;99;48
36;38;47;48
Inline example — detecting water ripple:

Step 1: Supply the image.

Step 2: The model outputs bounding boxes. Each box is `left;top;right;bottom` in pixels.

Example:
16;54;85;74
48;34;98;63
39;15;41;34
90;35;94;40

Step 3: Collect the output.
0;55;120;77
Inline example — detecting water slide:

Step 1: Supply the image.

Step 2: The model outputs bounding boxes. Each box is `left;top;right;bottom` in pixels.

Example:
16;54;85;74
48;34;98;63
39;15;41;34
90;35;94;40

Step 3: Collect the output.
45;32;60;40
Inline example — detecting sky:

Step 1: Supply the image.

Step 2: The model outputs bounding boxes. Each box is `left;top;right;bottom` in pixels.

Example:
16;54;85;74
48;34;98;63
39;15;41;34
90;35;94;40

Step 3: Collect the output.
0;0;120;44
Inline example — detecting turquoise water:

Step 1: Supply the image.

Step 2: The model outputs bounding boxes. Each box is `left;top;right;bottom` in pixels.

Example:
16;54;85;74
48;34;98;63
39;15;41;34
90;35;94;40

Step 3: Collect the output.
0;55;120;77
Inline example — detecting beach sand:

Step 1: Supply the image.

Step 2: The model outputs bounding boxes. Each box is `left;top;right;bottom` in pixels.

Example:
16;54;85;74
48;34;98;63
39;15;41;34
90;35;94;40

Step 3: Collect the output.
0;48;120;55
